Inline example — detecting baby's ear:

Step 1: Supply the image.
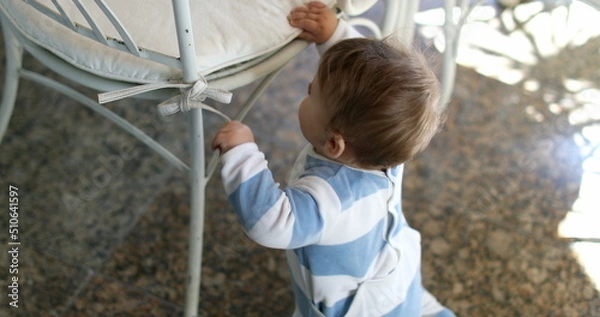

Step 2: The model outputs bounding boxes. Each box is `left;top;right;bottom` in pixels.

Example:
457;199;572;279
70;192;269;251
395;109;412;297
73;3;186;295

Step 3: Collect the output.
324;132;345;159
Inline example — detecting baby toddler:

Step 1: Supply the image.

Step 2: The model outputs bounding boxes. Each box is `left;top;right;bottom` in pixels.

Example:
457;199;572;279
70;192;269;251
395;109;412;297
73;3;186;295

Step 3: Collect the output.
212;2;455;316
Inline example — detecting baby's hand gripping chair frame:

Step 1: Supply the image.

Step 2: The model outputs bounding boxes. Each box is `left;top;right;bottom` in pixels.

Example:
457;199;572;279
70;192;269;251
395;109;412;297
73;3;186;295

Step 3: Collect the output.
0;0;476;315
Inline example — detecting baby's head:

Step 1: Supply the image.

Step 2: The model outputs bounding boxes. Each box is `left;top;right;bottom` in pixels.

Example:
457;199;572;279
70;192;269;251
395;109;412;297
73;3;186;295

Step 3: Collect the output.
299;37;442;169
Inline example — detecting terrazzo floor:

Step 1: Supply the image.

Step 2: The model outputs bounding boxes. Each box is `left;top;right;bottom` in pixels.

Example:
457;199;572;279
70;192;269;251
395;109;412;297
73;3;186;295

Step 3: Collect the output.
1;1;600;316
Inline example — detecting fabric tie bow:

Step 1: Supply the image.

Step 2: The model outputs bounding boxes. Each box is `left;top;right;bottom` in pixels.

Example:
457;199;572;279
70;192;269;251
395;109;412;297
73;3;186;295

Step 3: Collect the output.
98;77;232;121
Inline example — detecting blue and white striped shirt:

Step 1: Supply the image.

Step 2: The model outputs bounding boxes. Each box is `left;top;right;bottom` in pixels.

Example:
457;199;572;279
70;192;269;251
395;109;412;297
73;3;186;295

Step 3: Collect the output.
221;144;423;316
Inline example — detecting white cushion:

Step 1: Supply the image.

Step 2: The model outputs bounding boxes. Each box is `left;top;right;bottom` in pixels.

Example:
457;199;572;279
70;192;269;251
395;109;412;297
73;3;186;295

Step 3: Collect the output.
2;0;346;84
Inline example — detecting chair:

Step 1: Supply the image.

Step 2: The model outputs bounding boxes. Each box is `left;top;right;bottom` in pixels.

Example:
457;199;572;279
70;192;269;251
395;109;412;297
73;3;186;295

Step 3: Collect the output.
0;0;469;315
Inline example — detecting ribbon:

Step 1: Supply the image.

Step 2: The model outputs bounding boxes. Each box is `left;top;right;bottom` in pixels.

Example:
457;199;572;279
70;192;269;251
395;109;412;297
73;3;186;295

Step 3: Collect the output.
98;77;232;121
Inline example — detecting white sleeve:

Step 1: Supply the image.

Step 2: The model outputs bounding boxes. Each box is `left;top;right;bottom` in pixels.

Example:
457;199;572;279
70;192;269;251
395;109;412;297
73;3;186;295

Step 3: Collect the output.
219;143;328;249
316;19;364;55
220;142;268;195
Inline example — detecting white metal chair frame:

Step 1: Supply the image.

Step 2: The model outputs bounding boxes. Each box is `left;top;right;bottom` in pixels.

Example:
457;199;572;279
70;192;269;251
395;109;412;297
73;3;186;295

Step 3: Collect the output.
0;0;479;316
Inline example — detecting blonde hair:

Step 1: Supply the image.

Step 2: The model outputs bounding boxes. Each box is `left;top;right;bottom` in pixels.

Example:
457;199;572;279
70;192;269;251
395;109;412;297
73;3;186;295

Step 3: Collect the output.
317;37;442;168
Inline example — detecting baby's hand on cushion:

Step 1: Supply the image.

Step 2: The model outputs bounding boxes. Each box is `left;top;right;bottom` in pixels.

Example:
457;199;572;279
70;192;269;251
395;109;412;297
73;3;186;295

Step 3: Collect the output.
211;121;255;154
288;1;338;44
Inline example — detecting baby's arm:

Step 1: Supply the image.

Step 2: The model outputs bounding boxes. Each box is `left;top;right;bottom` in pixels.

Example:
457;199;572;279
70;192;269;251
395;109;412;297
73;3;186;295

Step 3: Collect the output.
213;122;326;249
217;142;327;249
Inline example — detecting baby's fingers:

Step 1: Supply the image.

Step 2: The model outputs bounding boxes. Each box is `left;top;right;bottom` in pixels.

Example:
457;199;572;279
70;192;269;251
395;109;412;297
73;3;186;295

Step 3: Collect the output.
289;1;328;21
306;1;328;10
289;17;320;33
297;31;318;42
211;121;254;153
288;8;316;23
289;1;337;43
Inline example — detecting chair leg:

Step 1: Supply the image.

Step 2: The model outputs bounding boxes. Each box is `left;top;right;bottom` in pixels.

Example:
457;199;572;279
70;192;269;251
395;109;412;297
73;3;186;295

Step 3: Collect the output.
0;23;23;144
441;0;459;106
184;108;206;317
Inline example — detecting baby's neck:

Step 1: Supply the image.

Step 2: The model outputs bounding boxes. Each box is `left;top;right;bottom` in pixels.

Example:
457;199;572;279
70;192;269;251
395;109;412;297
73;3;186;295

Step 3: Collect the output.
314;147;384;171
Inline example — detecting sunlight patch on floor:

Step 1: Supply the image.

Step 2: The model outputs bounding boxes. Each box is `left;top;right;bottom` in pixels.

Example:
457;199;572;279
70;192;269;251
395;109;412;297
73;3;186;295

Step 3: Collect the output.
416;0;600;85
416;0;600;292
